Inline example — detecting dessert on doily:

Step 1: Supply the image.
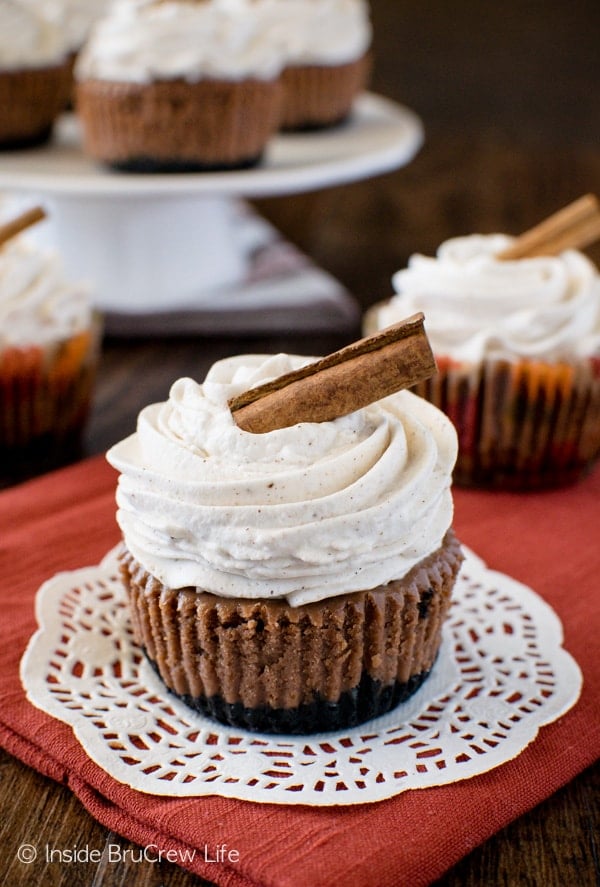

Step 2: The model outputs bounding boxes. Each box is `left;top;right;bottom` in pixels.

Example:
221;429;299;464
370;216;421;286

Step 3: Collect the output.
20;541;583;803
0;206;101;483
0;0;72;148
106;315;464;734
20;316;582;799
364;195;600;489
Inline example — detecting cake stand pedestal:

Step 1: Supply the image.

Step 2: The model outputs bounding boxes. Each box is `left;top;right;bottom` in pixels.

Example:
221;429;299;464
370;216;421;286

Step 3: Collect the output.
0;93;423;316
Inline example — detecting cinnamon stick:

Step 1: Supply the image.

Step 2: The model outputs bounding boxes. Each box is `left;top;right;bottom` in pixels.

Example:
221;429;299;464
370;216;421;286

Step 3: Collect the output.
229;312;436;433
497;193;600;260
0;205;47;249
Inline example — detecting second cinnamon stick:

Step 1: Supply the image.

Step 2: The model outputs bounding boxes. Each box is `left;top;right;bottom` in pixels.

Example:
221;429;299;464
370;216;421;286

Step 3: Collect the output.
229;312;436;433
497;193;600;260
0;205;47;249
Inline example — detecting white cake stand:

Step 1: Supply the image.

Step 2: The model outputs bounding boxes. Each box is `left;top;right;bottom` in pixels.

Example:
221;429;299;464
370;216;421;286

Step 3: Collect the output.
0;93;423;314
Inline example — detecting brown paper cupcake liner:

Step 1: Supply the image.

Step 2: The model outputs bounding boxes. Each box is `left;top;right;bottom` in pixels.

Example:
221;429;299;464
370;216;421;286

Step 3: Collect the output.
279;53;371;131
75;77;283;171
63;50;79;111
416;355;600;489
0;63;72;149
0;317;102;483
120;530;463;734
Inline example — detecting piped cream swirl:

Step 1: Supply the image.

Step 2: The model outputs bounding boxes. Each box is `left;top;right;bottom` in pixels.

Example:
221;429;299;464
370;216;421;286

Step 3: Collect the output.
374;234;600;363
107;353;457;607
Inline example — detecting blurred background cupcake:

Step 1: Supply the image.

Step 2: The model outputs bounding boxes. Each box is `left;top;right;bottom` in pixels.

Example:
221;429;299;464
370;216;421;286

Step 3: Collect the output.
0;206;102;485
258;0;373;131
364;209;600;490
0;0;73;149
74;0;286;172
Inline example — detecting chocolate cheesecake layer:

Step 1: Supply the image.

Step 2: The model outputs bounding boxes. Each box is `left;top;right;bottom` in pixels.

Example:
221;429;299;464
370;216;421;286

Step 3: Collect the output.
76;77;282;171
121;530;463;733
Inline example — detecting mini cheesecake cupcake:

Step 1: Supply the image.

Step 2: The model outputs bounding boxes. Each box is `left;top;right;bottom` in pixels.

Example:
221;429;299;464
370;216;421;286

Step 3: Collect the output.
0;227;101;484
365;235;600;489
257;0;372;130
75;0;285;172
107;352;463;734
0;1;72;149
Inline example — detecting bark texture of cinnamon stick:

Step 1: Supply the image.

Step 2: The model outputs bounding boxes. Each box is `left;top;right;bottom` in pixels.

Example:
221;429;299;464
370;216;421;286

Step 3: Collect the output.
0;206;47;249
230;312;436;433
497;193;600;260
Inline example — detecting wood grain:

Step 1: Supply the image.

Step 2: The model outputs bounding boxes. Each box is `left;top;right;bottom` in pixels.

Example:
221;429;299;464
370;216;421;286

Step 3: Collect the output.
2;0;599;884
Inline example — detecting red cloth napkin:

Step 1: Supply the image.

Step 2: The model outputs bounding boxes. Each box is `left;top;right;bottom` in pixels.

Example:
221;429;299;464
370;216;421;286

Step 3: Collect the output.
1;456;599;887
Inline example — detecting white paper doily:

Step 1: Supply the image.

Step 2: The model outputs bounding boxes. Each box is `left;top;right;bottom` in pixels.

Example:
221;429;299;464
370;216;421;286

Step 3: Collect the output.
20;547;582;806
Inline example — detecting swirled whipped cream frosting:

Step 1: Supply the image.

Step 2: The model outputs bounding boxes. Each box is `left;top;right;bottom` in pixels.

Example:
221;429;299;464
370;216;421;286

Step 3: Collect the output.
373;235;600;364
75;0;286;83
0;238;92;349
107;354;457;607
252;0;372;66
20;0;108;53
0;0;70;69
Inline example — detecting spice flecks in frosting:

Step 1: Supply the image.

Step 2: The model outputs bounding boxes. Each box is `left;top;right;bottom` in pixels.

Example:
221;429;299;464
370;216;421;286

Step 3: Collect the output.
377;234;600;363
0;239;92;348
107;353;457;606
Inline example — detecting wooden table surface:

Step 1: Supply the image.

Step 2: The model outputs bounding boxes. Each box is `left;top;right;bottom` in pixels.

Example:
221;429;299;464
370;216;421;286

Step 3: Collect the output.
1;2;599;885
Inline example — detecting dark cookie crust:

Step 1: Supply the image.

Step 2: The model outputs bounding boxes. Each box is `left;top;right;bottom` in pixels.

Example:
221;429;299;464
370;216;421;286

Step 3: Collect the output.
147;654;432;734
